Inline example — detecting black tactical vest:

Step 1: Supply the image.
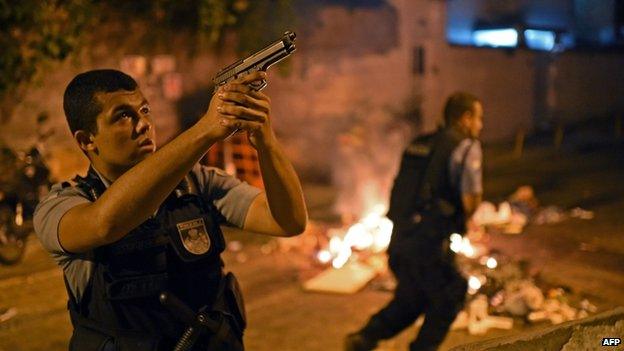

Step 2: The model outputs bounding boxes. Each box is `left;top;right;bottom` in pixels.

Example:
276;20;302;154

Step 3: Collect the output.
387;128;471;235
64;167;245;351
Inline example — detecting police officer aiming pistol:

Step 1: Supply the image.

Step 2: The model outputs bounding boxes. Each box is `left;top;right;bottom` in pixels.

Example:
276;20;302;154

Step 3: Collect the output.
34;69;307;351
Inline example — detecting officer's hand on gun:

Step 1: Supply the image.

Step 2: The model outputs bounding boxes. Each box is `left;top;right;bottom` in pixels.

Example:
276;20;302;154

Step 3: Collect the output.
201;71;274;148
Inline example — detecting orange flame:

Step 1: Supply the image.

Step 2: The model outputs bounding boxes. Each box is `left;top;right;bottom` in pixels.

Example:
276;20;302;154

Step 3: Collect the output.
322;204;394;268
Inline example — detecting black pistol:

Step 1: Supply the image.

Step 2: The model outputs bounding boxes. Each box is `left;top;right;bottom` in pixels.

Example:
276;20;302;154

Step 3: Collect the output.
213;31;296;92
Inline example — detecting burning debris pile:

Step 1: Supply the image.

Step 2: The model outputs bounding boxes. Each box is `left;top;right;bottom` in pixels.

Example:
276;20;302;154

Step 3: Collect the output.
267;184;599;334
303;204;393;294
315;204;392;269
297;215;598;334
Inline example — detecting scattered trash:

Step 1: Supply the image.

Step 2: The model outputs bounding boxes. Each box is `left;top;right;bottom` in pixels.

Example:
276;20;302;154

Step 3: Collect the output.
451;295;514;335
449;232;596;332
473;201;512;226
472;201;528;234
533;206;594;225
580;299;598;313
534;206;567;225
502;280;544;316
570;207;594;220
508;186;539;217
530;298;578;324
472;186;594;233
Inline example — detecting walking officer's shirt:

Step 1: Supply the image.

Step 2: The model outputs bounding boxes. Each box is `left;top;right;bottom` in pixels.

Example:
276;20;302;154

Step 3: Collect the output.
33;164;261;303
449;138;483;196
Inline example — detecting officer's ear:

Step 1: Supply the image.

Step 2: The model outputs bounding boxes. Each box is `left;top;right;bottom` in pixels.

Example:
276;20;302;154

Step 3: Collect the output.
74;130;97;154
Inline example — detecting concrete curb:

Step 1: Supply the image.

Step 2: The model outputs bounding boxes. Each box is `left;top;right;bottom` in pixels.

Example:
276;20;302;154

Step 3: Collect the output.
450;307;624;351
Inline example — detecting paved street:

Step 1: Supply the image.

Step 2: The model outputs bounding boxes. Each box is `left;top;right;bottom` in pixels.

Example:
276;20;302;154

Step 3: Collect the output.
1;136;623;350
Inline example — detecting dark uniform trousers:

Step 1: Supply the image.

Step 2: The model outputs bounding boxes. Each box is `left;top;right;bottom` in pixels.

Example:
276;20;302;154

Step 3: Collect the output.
359;221;467;351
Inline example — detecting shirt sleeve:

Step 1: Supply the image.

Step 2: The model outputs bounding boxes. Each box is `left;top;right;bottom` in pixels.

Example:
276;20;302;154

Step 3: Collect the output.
192;165;262;228
460;141;483;195
33;183;91;255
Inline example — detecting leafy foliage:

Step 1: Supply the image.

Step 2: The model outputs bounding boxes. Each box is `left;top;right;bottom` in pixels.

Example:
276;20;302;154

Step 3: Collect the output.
0;0;93;97
0;0;295;115
92;0;295;52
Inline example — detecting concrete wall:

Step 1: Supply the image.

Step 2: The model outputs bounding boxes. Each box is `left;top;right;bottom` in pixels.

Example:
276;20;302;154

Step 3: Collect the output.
1;0;623;184
554;51;624;121
411;0;624;140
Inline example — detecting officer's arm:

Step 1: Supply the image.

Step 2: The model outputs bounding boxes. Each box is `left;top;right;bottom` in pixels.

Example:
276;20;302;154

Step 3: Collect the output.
242;142;307;237
217;81;307;237
243;193;290;236
460;140;483;228
58;126;222;253
57;73;268;253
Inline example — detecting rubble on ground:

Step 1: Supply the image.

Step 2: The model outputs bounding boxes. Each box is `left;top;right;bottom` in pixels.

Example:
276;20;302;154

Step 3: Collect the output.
450;234;598;335
473;185;594;234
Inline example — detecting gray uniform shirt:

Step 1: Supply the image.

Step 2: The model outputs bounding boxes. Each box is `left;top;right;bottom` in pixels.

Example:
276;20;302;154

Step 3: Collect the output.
449;138;483;195
33;164;261;302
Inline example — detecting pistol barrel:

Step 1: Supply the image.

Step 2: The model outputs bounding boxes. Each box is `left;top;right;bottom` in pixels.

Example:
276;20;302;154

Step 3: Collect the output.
213;31;296;89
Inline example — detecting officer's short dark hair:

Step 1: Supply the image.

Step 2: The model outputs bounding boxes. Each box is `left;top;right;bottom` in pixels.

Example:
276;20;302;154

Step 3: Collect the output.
63;69;138;135
443;92;480;126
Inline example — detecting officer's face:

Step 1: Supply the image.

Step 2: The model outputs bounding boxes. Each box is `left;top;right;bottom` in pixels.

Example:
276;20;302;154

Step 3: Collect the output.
88;89;156;169
467;101;483;138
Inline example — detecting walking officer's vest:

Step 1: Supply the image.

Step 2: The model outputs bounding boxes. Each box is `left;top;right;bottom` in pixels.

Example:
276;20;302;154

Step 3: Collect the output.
387;128;472;236
63;167;246;351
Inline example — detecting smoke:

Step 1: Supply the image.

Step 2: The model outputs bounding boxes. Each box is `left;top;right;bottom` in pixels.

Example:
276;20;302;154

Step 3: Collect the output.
330;97;420;222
